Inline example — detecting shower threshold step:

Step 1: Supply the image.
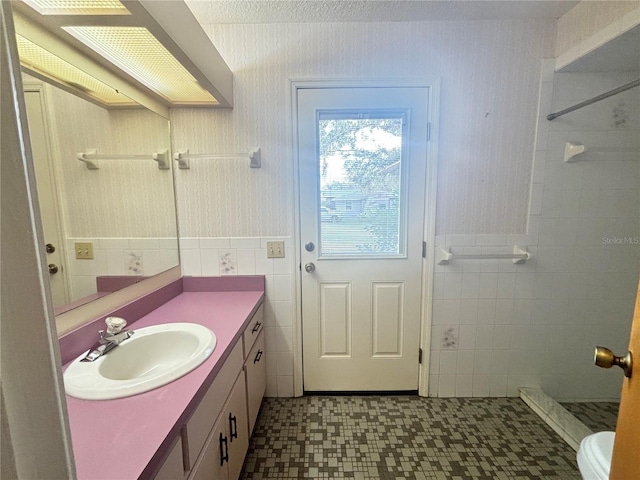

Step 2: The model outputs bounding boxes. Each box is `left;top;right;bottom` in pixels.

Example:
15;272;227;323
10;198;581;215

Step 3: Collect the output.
519;387;593;451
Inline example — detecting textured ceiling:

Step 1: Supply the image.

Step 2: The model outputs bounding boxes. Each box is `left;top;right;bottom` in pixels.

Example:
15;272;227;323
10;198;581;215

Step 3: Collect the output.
186;0;580;24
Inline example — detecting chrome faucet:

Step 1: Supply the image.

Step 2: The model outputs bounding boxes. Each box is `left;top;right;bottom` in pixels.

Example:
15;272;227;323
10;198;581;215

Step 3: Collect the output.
81;317;134;362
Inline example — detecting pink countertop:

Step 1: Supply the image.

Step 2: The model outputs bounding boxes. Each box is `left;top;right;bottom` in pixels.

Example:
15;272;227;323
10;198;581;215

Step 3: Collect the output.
64;289;264;480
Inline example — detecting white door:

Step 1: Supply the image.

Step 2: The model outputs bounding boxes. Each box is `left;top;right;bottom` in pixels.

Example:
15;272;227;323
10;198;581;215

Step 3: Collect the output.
298;87;430;391
24;87;69;307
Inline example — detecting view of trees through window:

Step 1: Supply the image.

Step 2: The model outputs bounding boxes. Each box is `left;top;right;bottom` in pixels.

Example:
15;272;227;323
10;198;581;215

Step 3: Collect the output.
317;114;404;255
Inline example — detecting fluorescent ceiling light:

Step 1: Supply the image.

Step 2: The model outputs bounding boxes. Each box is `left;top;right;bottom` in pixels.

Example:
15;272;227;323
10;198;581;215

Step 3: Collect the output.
64;26;218;105
21;0;130;16
16;33;136;106
13;0;233;108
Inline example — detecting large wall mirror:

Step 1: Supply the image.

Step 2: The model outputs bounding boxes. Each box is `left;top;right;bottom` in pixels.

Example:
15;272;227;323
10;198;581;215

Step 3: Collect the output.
7;0;233;335
21;73;179;317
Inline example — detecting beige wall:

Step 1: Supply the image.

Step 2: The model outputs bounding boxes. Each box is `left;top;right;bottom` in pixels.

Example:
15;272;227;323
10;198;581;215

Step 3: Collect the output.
555;0;639;57
172;19;556;237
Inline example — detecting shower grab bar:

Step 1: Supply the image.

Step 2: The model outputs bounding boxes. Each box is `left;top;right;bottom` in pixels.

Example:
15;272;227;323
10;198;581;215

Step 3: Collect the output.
173;148;261;169
547;78;640;121
436;246;531;265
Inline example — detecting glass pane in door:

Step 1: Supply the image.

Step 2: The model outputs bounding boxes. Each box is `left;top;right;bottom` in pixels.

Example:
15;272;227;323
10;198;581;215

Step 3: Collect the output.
317;112;406;257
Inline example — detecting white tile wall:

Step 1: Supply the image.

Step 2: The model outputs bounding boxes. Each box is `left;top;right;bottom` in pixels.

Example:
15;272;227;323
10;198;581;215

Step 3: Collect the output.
180;236;295;398
65;237;179;302
428;63;640;400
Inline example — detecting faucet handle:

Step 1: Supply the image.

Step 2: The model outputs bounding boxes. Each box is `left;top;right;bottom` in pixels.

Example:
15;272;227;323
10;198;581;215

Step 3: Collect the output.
105;316;127;334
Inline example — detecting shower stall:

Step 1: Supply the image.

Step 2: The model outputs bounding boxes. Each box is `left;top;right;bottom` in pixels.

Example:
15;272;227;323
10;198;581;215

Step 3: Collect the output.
521;24;640;443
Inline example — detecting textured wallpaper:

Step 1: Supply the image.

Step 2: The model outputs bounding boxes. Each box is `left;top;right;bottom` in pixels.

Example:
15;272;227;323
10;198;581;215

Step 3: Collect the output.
172;18;555;237
47;84;177;238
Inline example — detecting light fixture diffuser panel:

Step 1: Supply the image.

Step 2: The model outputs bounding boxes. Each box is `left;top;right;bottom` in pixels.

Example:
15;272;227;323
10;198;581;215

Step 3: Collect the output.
64;26;219;105
20;0;130;15
16;34;136;106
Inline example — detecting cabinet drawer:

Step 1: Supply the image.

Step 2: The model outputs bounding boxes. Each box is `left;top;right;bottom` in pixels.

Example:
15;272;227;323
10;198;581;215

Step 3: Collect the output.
186;341;243;467
244;330;266;435
242;304;263;359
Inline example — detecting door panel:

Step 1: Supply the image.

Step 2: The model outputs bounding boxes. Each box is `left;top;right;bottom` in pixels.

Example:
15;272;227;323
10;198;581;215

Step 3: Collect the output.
298;87;429;391
610;278;640;478
319;282;352;357
24;88;68;306
372;282;404;357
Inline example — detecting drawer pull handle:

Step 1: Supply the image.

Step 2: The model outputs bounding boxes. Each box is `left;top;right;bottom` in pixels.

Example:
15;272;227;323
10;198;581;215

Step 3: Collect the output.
254;350;263;364
229;413;238;441
251;321;262;333
219;433;229;466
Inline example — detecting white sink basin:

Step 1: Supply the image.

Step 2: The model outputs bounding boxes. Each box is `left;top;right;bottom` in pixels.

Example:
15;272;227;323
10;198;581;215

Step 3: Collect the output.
64;323;216;400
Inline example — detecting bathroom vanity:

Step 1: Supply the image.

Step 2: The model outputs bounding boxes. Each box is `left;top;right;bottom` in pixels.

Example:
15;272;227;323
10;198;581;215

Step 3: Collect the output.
60;276;266;480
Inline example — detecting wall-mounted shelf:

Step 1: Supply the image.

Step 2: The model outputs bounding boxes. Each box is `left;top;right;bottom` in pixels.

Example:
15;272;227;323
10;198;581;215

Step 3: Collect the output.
77;149;169;169
436;245;531;265
173;148;261;170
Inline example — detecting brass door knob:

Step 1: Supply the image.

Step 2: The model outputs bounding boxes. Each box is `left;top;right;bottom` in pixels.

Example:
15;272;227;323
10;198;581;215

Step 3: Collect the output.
594;346;633;378
48;264;59;274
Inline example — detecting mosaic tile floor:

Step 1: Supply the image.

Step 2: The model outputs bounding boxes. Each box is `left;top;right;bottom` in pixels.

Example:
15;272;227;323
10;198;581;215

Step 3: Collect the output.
240;396;580;479
561;402;619;432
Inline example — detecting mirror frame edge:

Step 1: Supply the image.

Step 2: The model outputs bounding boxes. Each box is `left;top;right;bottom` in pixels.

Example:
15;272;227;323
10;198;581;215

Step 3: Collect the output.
1;2;76;476
56;265;181;335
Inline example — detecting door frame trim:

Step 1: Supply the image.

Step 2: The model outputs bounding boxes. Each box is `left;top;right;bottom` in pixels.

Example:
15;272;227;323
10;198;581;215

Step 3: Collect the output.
290;78;440;397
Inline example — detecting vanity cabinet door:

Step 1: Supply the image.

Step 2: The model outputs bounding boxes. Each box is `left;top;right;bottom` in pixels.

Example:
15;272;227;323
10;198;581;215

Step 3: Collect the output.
226;372;249;480
154;436;186;480
189;372;249;480
189;413;228;480
244;330;266;435
187;342;243;465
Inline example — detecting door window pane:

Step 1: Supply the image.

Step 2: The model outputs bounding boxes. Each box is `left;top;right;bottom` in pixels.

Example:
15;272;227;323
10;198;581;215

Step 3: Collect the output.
317;112;406;257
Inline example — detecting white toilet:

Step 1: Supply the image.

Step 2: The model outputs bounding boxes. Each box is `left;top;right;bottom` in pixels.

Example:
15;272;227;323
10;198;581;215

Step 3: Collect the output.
576;431;615;480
